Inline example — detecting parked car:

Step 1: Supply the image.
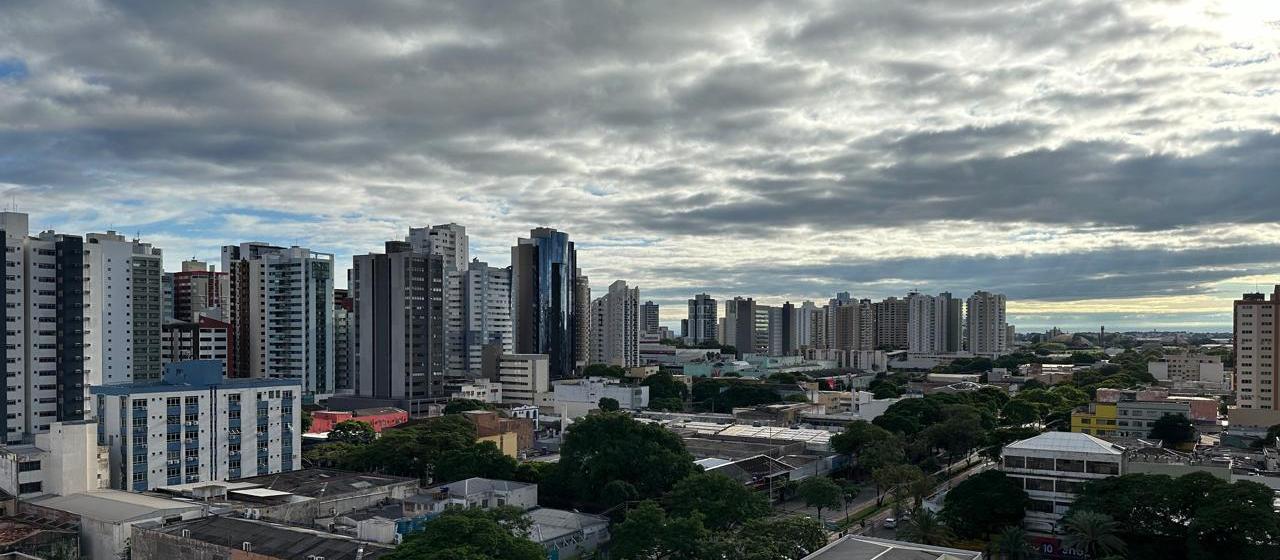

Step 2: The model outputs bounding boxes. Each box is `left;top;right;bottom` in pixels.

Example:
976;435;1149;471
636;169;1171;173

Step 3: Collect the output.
883;517;897;529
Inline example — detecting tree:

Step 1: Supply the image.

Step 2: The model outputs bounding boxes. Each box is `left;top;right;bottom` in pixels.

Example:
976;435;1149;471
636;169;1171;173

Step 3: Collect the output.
433;441;518;483
383;507;544;560
1252;423;1280;448
329;420;376;445
301;410;313;433
444;399;489;415
601;480;639;508
598;397;621;412
551;412;695;508
830;420;896;456
583;363;628;378
648;397;685;412
992;525;1036;560
796;477;843;520
1000;400;1040;426
1186;480;1280;559
1149;413;1196;448
1062;511;1126;559
871;464;922;507
898;509;954;546
666;472;771;530
941;471;1028;538
735;516;827;560
609;500;710;560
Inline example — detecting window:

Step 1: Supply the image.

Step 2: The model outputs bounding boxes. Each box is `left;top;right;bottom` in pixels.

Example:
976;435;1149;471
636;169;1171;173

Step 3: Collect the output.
166;397;180;407
1024;478;1055;492
1025;457;1055;471
1028;499;1055;513
18;482;41;494
1086;461;1119;475
1056;480;1085;494
17;460;40;472
1055;459;1085;473
1002;455;1025;469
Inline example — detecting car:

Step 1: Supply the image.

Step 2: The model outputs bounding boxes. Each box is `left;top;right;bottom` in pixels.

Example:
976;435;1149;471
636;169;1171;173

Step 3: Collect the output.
883;517;897;529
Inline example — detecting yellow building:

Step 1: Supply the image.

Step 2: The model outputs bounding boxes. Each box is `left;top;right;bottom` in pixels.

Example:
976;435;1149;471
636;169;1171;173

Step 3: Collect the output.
477;431;520;458
1071;402;1118;437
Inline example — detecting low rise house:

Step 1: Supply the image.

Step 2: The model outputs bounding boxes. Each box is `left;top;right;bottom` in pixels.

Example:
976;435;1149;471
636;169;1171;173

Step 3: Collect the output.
526;507;609;559
309;407;409;434
407;478;538;516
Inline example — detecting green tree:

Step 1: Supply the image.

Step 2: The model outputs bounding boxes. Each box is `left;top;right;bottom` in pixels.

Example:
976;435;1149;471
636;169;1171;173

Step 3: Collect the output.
601;480;639;508
444;399;490;415
598;397;621;412
1000;400;1041;425
433;441;518;483
301;410;313;432
898;509;954;546
329;420;376;445
551;412;695;508
648;397;685;412
992;525;1035;560
796;477;843;520
1253;423;1280;448
830;420;896;456
1186;480;1280;560
732;516;827;560
666;472;771;530
610;500;710;560
872;464;922;507
1062;511;1126;559
583;363;628;378
383;507;543;560
941;471;1028;538
1148;413;1196;448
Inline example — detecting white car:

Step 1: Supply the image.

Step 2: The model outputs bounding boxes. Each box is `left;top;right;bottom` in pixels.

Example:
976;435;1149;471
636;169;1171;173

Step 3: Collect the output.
883;517;897;529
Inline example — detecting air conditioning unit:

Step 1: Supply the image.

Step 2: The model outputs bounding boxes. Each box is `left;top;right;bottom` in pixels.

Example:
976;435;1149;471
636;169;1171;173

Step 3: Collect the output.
241;542;251;552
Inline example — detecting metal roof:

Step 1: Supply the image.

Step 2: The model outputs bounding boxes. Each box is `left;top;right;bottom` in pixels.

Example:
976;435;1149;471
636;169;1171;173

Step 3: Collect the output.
155;516;391;559
31;490;202;524
1004;431;1124;456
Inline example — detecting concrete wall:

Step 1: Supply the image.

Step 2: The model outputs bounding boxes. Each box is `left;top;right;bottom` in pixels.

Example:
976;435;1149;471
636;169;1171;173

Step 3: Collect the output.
259;481;418;525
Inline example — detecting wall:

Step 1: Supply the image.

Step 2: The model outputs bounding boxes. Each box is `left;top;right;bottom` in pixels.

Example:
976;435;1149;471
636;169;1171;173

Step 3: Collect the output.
258;480;418;525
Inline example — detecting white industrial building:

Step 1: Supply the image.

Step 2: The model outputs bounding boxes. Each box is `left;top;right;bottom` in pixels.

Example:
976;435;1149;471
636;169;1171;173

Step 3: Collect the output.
1000;431;1124;533
93;360;302;492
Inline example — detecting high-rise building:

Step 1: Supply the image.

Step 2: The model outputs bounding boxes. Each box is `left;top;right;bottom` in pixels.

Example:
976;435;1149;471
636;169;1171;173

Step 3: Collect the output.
724;297;756;357
222;243;335;396
511;228;581;379
573;269;590;372
408;224;469;274
796;301;819;349
171;259;229;322
907;292;966;355
93;360;301;491
757;305;781;356
686;293;718;344
84;232;164;385
640;301;660;336
333;288;354;393
781;302;796;355
832;300;875;352
872;297;909;350
590;281;640;367
0;213;86;444
966;291;1008;355
351;241;446;413
448;260;513;377
1235;287;1280;409
809;306;829;349
161;316;232;375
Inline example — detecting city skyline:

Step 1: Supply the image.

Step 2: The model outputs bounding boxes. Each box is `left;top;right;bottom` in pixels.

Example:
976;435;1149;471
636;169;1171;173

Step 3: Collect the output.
4;1;1280;332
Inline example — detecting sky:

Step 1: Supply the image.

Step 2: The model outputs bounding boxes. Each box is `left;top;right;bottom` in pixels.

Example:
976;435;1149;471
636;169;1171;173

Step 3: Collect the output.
2;0;1279;333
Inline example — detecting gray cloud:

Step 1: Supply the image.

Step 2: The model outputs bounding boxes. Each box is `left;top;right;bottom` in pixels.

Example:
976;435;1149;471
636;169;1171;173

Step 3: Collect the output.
1;0;1278;330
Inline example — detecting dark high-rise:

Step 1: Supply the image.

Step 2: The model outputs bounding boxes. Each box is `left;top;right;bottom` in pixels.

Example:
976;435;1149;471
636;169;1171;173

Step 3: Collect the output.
512;228;581;379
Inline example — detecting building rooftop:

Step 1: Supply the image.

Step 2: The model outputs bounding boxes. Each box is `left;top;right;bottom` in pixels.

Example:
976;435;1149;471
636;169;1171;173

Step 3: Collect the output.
1004;431;1124;456
803;535;983;560
351;407;406;417
229;468;417;499
153;516;391;559
421;477;533;498
31;490;202;523
525;507;608;544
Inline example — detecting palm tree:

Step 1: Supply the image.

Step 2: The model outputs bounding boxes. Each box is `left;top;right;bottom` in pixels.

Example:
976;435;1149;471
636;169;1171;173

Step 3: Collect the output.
992;525;1035;560
1062;511;1127;558
897;509;954;547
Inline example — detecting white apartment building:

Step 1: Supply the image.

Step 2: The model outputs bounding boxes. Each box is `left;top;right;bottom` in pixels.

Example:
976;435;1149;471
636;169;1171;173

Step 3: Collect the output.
1149;353;1227;389
223;243;335;397
448;260;512;377
0;212;87;444
84;231;165;385
93;360;301;492
489;353;550;407
590;280;639;367
409;224;469;274
966;291;1008;356
0;420;107;499
1001;432;1124;532
1234;288;1278;409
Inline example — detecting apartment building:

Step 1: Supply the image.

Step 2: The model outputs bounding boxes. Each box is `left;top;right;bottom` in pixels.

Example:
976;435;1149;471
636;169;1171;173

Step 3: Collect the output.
93;360;301;491
160;316;232;375
686;294;717;345
590;280;639;367
966;291;1008;356
447;259;512;377
484;351;550;407
1234;287;1278;409
0;213;86;444
84;231;165;385
170;259;228;322
1148;352;1227;389
222;243;335;397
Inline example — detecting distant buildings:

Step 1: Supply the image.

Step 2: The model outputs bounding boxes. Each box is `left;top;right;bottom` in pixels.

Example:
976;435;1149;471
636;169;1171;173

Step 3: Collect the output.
966;290;1008;355
448;259;513;378
1149;352;1227;390
590;280;639;367
640;300;660;336
687;293;718;344
1234;287;1278;410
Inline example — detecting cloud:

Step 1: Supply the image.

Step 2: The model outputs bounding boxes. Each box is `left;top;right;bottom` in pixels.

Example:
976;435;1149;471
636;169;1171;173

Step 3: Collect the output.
2;0;1278;331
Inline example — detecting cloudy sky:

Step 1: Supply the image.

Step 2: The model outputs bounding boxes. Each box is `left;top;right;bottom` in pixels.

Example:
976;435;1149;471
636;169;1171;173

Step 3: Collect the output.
2;0;1278;332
